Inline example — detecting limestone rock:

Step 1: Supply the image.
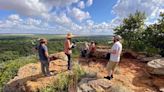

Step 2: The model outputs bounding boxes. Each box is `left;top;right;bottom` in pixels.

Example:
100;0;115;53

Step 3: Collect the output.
137;55;161;63
88;79;111;91
93;49;110;59
49;52;68;61
147;58;164;75
79;83;94;92
3;59;66;92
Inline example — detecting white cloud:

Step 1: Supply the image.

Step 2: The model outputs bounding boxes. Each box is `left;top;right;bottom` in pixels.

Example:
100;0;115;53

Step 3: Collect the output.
86;0;93;6
86;20;94;26
0;0;48;16
26;18;42;26
8;14;21;21
92;22;112;30
40;0;79;7
0;14;114;35
0;14;49;32
0;0;115;35
78;1;85;9
69;7;91;21
0;0;80;17
112;0;164;25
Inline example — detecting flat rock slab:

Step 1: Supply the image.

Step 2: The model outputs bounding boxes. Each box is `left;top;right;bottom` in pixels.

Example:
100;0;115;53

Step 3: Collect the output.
138;56;161;63
147;58;164;75
79;83;94;92
88;79;111;89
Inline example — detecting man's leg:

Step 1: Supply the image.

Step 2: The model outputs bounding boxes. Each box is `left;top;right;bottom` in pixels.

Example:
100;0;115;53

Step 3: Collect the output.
111;62;118;78
108;70;113;78
67;54;71;70
41;61;46;76
45;61;50;76
104;61;115;80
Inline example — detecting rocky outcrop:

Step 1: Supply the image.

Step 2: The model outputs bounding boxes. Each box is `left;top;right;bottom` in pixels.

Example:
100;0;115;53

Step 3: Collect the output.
122;50;161;63
49;52;68;61
93;49;110;59
78;78;112;92
3;59;67;92
137;55;161;63
147;58;164;75
122;50;138;59
96;46;110;49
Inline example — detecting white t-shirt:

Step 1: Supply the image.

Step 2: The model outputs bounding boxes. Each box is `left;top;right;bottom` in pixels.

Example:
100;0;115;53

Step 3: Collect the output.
110;41;122;62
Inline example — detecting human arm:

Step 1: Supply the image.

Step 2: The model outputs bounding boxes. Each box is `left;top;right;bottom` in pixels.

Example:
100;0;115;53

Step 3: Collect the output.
110;44;119;55
43;45;49;60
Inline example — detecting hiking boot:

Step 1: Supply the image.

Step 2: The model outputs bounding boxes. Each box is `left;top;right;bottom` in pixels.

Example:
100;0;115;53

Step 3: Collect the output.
46;74;52;77
104;76;113;80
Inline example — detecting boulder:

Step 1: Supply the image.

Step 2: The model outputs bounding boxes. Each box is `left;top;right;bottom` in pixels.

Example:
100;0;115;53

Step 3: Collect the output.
140;57;161;63
78;78;111;92
85;71;97;78
3;59;67;92
147;58;164;75
96;46;110;49
79;78;96;85
49;52;68;61
136;54;161;63
88;79;111;91
122;51;138;59
79;83;94;92
93;49;110;59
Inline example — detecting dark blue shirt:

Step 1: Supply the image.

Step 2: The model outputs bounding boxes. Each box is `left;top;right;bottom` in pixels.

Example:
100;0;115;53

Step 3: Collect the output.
37;44;48;61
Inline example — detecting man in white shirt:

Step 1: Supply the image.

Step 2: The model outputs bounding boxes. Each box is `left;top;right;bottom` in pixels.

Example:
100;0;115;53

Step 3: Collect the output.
104;35;122;80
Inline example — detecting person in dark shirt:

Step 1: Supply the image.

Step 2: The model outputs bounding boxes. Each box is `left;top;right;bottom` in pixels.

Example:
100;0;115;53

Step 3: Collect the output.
36;38;50;76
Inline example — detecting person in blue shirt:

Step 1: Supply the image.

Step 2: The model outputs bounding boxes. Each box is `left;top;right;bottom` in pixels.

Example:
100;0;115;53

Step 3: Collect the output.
36;38;50;76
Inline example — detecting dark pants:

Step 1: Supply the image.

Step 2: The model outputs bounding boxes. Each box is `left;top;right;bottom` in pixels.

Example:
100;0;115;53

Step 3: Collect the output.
65;53;71;70
81;50;87;57
40;60;50;75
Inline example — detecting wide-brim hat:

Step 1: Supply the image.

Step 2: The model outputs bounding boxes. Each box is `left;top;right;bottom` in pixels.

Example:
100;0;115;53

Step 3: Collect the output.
39;38;47;43
115;35;122;40
66;33;74;38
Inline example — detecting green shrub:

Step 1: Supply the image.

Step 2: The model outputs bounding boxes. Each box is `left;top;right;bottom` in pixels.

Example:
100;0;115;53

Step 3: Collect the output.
131;41;145;52
0;55;37;90
40;63;86;92
72;62;86;81
145;46;159;57
0;51;19;63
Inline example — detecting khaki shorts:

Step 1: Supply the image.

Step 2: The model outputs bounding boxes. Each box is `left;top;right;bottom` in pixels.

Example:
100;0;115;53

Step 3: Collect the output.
106;61;118;72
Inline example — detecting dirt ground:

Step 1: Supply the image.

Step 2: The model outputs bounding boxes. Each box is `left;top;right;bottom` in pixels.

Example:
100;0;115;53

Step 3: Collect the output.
78;57;161;92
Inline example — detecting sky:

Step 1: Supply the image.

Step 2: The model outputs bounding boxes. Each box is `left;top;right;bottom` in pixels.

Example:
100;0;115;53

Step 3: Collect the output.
0;0;164;35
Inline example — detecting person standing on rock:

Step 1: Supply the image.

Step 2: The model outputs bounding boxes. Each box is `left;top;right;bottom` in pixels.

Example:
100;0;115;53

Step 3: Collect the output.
36;38;51;77
104;35;122;80
64;33;75;70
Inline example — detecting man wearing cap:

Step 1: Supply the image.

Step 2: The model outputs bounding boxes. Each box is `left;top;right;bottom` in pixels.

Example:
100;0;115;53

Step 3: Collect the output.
64;33;74;70
104;35;122;80
36;38;50;76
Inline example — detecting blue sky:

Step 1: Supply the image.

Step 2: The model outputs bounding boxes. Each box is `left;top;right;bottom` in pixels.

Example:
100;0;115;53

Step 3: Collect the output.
0;0;164;35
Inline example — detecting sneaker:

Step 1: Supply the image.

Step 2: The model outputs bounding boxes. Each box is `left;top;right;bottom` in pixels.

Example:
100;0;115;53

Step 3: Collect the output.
46;74;52;77
104;76;113;80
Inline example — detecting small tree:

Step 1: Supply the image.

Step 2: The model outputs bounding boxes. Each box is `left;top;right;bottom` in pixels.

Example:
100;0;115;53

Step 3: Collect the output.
143;13;164;56
114;11;146;49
